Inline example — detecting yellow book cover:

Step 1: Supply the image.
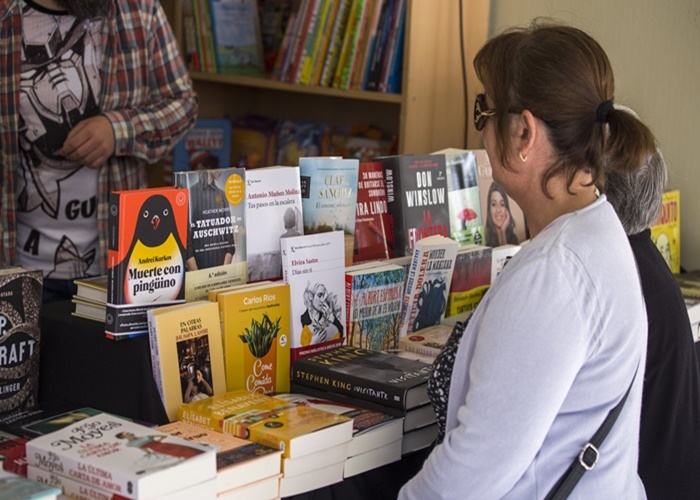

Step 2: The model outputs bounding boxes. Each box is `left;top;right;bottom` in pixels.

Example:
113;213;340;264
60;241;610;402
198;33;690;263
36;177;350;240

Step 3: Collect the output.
178;390;353;458
147;301;227;422
650;190;680;273
217;282;291;394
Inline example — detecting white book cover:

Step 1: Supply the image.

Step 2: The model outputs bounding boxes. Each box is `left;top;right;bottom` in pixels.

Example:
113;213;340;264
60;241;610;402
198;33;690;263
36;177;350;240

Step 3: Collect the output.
490;244;522;283
245;166;303;282
398;235;459;339
280;231;346;362
25;414;216;499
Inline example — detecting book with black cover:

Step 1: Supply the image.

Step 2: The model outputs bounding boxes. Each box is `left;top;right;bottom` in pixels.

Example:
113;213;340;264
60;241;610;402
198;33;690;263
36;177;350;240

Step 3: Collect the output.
291;346;432;410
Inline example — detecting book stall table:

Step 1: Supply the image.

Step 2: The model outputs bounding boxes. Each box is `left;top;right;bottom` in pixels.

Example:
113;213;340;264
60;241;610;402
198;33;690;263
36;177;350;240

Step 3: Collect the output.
37;300;430;498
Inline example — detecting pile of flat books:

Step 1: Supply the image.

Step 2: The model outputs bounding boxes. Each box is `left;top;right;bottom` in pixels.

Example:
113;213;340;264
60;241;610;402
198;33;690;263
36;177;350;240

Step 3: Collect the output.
178;390;354;497
71;274;108;322
291;345;438;456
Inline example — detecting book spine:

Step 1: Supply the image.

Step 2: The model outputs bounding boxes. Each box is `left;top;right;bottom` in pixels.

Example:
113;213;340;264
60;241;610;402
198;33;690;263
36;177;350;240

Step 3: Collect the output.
147;309;165;406
332;0;365;89
25;443;135;498
319;0;350;87
282;0;312;82
398;342;440;359
383;0;405;94
364;0;394;90
291;361;410;410
296;0;327;84
309;0;340;86
382;158;406;256
272;11;297;80
378;0;404;92
107;192;122;306
398;245;422;337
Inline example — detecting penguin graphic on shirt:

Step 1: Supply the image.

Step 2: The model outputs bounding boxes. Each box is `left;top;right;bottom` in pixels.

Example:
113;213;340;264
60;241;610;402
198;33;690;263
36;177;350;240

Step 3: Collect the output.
120;194;186;303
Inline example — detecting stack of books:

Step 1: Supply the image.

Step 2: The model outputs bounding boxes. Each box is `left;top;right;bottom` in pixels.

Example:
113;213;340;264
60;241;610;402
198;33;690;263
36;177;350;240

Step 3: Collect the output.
24;413;218;499
157;420;282;498
274;392;404;478
177;390;354;497
71;275;108;322
291;345;438;456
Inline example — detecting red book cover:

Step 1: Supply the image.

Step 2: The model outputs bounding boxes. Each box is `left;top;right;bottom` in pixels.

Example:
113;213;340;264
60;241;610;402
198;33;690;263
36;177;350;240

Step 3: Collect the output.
106;187;188;339
353;161;395;263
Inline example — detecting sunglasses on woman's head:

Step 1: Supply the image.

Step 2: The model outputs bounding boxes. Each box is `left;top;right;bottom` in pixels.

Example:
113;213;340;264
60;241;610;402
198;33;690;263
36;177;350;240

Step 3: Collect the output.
474;93;497;131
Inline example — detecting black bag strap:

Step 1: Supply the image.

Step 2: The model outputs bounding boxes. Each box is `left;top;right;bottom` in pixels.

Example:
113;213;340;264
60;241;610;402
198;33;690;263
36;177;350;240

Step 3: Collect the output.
545;363;639;500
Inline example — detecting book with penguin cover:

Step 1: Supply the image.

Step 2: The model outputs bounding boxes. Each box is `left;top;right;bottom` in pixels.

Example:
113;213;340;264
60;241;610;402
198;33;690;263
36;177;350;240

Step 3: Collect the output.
106;187;188;340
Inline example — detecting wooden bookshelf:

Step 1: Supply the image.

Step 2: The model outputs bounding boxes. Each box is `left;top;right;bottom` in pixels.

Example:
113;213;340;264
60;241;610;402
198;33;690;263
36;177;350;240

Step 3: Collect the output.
160;0;489;155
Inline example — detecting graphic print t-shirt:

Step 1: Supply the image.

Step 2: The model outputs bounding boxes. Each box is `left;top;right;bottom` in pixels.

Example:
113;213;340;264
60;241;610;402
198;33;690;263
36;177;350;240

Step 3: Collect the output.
15;1;103;279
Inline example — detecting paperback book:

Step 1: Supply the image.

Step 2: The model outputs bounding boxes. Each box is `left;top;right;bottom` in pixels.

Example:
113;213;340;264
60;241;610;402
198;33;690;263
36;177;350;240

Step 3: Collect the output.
0;468;61;499
215;281;292;394
177;390;353;459
210;0;265;76
353;161;396;263
174;167;247;301
291;345;433;411
650;189;680;274
380;154;450;257
0;268;42;423
397;323;453;362
156;420;282;493
172;118;232;173
433;148;484;245
245;166;304;282
147;301;227;422
398;235;459;338
280;231;347;362
72;274;108;304
25;414;216;499
299;156;360;266
446;244;492;317
106;187;188;339
346;263;405;351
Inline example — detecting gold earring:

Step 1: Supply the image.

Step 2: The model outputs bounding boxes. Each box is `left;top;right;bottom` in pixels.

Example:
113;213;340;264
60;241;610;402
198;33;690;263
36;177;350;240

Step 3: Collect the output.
519;151;528;162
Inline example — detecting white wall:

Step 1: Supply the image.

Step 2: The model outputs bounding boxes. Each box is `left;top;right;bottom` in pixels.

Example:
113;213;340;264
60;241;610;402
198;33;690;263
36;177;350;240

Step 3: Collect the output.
489;0;700;270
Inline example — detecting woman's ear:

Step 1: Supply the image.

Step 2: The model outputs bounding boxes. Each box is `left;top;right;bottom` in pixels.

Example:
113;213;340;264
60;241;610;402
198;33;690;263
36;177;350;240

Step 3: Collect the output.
516;110;539;161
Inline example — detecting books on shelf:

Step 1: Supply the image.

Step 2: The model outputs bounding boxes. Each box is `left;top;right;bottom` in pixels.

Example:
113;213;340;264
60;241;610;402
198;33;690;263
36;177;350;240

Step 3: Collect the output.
433;148;485;245
27;465;217;500
397;323;453;362
280;231;347;362
398;235;459;338
156;420;282;494
299;156;360;266
491;243;521;283
245;166;304;282
209;0;264;76
290;382;436;433
25;413;216;499
650;189;680;274
71;297;106;323
106;186;188;340
171;118;232;173
178;390;353;459
446;244;492;318
291;345;432;411
73;274;108;304
477;152;528;246
147;301;227;422
174;167;247;301
0;267;42;424
380;154;450;257
346;263;405;351
215;281;291;394
275;392;403;476
354;160;396;263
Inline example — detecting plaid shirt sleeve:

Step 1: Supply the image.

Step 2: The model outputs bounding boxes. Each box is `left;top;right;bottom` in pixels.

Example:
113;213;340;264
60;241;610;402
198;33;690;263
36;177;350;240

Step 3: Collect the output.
101;0;199;164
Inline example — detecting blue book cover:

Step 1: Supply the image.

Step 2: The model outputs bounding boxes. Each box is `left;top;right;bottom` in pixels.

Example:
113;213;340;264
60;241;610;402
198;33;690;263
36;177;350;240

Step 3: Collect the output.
172;118;232;172
299;157;360;266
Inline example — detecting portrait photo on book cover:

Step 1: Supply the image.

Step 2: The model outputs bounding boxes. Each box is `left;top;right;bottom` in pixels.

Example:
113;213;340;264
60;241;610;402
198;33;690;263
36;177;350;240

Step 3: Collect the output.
300;282;344;346
178;337;215;403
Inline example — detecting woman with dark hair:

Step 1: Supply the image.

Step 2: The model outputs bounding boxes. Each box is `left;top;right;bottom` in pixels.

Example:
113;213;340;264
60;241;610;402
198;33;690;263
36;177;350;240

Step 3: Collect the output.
484;181;518;246
400;19;654;499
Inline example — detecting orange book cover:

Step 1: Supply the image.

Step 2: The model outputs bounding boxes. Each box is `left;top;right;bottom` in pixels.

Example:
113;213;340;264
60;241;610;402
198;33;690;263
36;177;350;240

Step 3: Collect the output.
106;187;188;339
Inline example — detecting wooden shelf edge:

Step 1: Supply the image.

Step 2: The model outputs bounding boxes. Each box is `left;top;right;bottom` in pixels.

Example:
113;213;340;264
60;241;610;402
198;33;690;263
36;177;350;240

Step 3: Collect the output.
190;73;403;104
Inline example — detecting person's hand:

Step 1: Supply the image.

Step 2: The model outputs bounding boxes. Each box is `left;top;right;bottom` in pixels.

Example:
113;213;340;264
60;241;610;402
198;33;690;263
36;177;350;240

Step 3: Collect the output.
58;115;115;169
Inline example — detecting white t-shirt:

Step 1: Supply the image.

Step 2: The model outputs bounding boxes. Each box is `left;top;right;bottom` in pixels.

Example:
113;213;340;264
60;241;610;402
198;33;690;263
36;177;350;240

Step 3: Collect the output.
15;1;103;279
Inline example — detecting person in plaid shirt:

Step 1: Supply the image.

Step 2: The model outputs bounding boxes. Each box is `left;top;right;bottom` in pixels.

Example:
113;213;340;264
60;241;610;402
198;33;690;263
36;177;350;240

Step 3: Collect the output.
0;0;198;302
